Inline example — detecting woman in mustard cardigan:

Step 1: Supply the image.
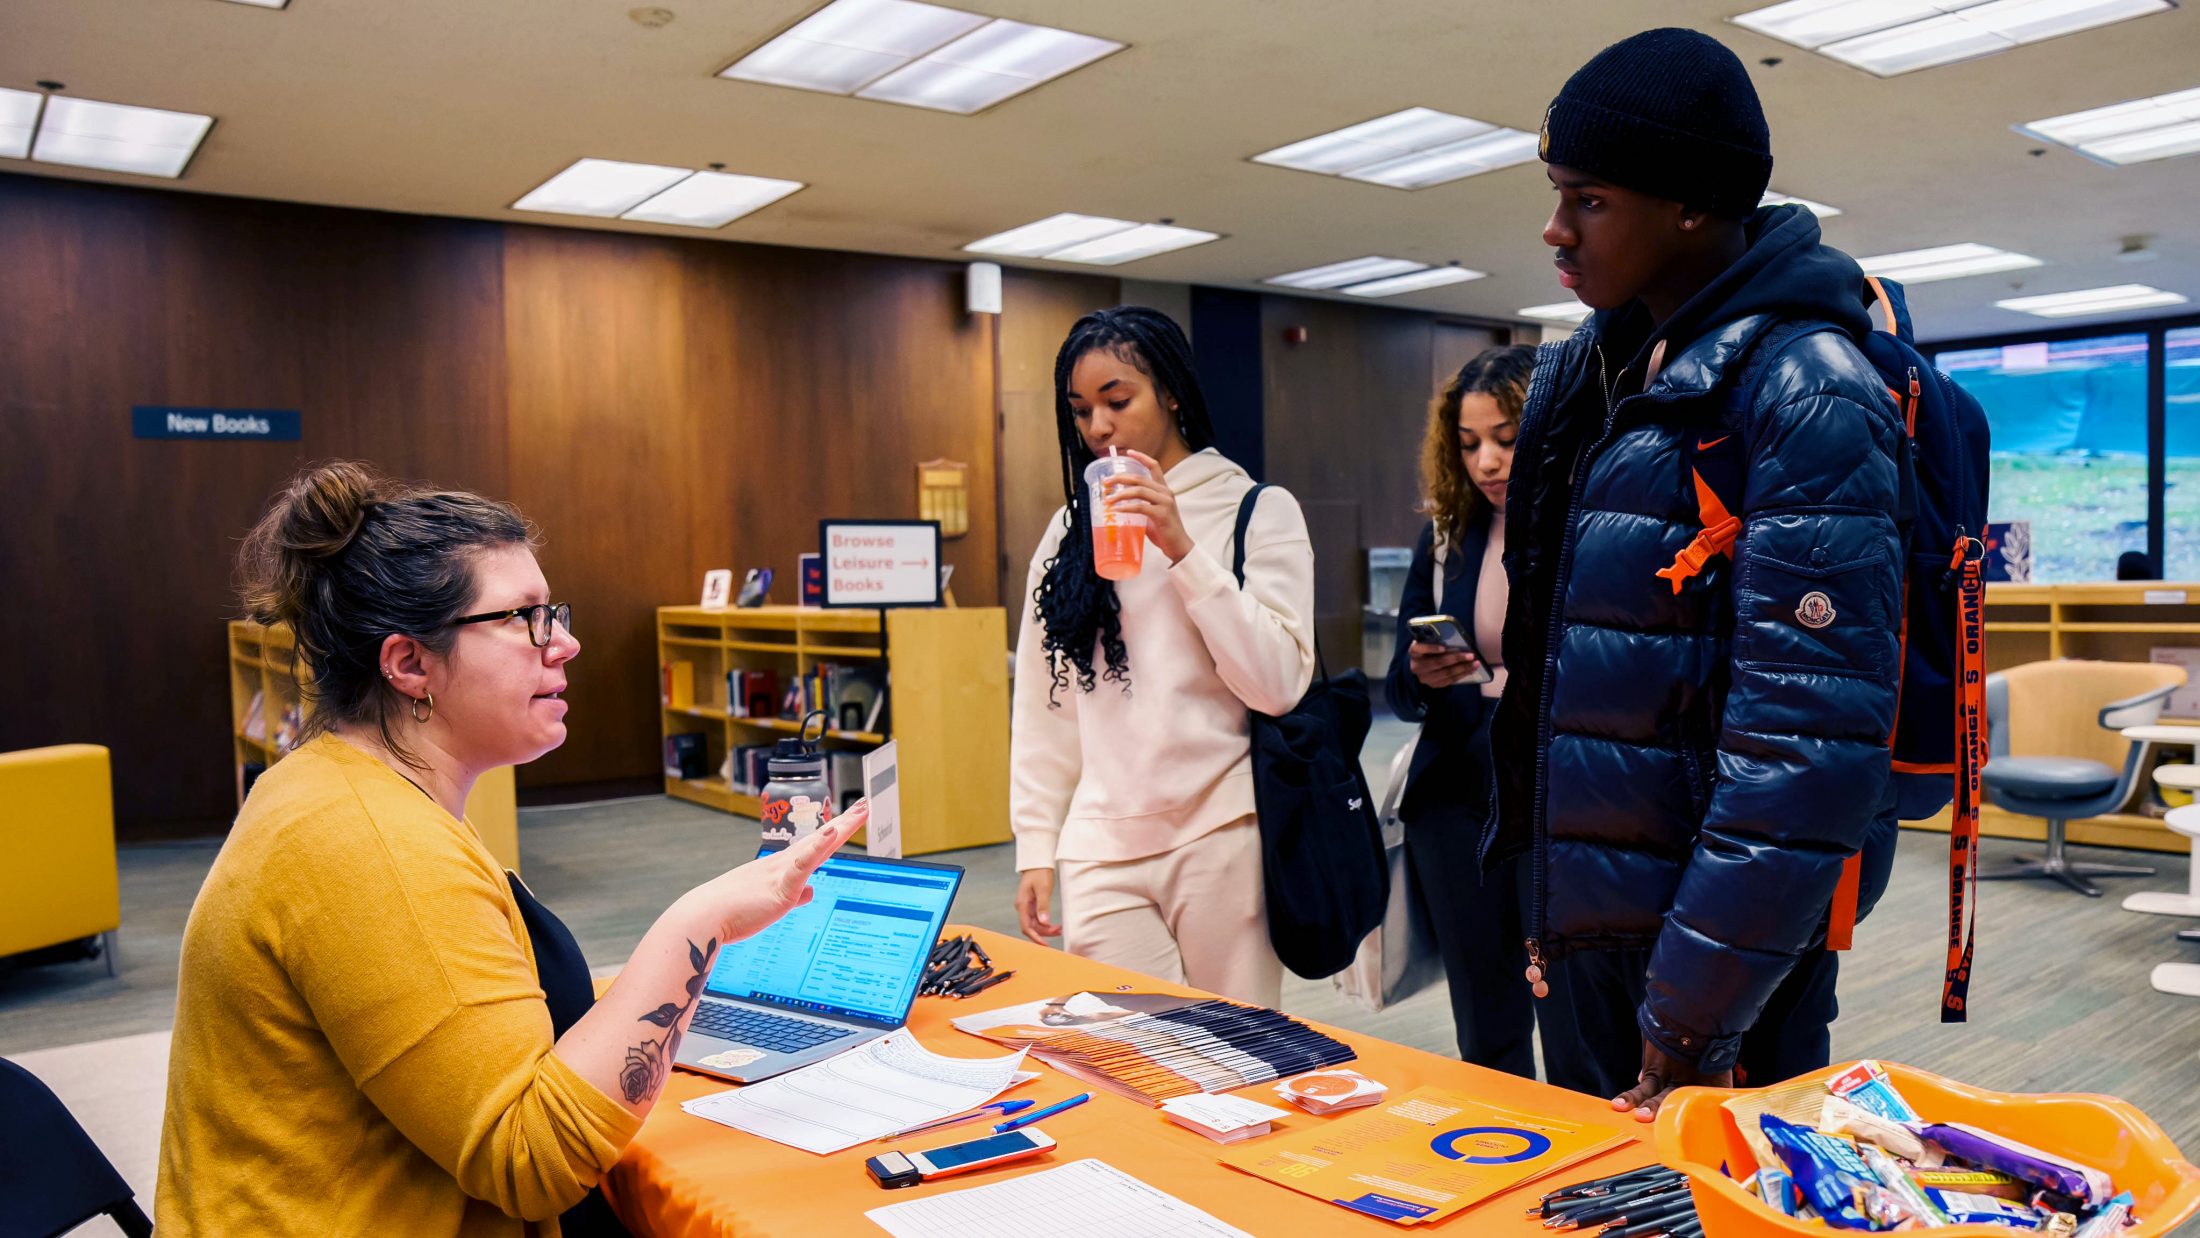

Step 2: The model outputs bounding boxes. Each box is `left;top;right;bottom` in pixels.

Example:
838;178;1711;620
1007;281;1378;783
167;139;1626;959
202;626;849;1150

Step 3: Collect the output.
156;462;864;1236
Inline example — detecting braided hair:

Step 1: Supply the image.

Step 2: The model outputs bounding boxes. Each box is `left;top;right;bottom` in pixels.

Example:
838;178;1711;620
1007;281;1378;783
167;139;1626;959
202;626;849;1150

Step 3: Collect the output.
1034;307;1219;706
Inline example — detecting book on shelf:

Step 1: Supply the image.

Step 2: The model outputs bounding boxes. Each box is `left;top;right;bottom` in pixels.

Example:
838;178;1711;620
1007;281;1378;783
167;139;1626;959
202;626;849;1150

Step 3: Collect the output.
724;669;779;720
829;751;865;812
661;662;695;710
828;666;888;735
273;705;304;753
664;733;710;781
242;690;267;741
728;744;776;794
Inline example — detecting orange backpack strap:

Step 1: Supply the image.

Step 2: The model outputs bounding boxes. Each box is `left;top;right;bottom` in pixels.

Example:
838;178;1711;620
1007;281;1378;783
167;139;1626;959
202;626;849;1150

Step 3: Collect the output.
1655;467;1743;594
1827;855;1863;951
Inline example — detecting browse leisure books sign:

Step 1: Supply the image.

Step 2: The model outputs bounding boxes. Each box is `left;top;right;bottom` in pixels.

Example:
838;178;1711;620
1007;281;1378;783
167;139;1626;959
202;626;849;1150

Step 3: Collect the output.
133;407;301;441
819;521;942;608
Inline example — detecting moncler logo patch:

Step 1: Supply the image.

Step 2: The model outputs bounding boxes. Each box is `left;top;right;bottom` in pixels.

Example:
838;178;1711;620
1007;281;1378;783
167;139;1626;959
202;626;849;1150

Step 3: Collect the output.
1796;591;1836;629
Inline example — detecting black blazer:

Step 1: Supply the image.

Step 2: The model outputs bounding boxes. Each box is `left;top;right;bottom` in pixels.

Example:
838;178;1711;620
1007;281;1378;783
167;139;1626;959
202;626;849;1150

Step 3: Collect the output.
1383;509;1496;828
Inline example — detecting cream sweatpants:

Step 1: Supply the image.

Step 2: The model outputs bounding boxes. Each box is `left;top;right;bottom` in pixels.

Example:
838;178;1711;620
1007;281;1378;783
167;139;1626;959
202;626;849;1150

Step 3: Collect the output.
1056;816;1283;1009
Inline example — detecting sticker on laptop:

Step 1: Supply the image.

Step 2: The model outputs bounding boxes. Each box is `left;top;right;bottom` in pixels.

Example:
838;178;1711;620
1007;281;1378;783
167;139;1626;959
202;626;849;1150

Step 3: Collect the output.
696;1048;768;1071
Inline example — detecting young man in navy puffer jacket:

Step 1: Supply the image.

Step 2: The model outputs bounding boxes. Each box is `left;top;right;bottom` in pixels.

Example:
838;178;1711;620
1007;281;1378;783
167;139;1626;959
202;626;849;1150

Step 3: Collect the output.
1486;27;1907;1120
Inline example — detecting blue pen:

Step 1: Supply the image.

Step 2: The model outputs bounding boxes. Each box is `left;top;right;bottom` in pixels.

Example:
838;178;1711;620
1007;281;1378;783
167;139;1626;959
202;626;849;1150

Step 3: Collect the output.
876;1099;1033;1143
995;1092;1090;1132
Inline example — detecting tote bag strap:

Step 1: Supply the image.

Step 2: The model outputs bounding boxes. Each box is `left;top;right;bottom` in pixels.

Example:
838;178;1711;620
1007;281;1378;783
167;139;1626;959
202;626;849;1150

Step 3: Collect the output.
1233;484;1329;682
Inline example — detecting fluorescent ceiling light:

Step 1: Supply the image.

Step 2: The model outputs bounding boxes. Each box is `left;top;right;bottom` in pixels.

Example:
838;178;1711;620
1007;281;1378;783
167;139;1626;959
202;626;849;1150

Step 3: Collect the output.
0;88;42;160
1732;0;2173;76
1044;223;1218;266
1265;256;1429;290
859;20;1119;113
1519;300;1595;323
1252;107;1539;188
32;96;214;178
1761;189;1844;216
2018;85;2200;165
965;212;1136;257
622;171;804;228
964;213;1217;265
1856;242;2043;283
1994;283;2188;317
722;0;1120;113
514;158;693;218
220;0;289;7
1341;266;1486;298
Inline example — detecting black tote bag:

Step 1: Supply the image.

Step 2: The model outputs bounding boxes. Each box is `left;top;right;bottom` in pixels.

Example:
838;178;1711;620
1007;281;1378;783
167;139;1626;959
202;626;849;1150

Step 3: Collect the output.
1231;485;1389;979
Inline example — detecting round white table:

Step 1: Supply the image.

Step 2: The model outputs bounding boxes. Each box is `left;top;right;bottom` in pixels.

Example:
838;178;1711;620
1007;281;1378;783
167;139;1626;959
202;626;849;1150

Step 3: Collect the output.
2155;765;2200;792
2126;803;2200;917
2120;725;2200;746
2156;962;2200;998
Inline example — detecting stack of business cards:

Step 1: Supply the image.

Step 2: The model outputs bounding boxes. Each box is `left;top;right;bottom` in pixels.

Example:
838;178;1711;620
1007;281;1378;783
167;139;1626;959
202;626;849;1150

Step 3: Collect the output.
1159;1093;1293;1144
1274;1069;1388;1115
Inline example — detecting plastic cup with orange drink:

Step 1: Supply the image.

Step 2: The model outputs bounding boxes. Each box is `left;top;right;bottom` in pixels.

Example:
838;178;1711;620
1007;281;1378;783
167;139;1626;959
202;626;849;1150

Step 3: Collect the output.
1083;448;1151;581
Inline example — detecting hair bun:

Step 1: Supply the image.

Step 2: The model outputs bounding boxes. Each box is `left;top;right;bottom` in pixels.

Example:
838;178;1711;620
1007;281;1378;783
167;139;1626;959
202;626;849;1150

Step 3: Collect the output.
279;461;381;560
238;460;389;628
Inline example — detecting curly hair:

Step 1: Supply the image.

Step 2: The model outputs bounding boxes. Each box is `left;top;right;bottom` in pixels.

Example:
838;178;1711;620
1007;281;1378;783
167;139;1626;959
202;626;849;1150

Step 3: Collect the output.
1033;307;1218;705
1420;345;1536;549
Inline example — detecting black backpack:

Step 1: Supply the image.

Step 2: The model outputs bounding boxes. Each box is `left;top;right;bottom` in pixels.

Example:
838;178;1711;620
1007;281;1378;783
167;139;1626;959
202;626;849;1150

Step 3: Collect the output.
1231;484;1388;980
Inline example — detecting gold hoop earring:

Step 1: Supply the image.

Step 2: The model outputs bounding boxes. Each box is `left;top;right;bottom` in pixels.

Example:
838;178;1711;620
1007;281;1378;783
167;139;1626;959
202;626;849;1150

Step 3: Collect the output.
411;693;435;724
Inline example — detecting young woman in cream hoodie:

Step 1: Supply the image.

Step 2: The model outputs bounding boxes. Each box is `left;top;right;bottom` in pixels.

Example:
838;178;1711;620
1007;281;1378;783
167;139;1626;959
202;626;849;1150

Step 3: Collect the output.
1010;307;1315;1008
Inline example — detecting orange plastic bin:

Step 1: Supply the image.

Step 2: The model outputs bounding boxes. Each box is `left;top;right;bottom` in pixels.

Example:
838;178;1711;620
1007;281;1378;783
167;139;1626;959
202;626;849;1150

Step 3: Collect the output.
1655;1060;2200;1237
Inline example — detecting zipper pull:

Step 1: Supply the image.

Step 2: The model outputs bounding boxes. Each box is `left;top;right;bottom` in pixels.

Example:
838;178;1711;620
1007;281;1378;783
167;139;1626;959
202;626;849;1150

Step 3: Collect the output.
1524;939;1550;999
1940;526;1967;593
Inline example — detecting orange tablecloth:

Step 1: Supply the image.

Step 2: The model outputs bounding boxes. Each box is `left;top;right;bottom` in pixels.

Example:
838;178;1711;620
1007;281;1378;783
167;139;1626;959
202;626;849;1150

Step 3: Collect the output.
602;926;1654;1236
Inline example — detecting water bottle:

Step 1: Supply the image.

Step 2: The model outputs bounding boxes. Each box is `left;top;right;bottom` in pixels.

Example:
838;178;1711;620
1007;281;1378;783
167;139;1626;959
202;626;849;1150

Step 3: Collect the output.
759;712;831;847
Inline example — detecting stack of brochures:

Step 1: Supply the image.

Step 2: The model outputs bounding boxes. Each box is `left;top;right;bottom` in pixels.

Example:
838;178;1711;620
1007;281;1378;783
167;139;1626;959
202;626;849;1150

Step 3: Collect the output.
952;991;1356;1107
1159;1094;1292;1144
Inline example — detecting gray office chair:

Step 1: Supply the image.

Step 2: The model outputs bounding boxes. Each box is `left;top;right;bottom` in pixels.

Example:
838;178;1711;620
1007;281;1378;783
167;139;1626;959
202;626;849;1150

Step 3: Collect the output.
1978;661;2183;896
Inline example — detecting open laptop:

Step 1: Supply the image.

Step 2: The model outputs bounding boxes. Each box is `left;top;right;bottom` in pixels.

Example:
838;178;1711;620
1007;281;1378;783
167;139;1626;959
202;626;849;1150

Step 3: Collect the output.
674;847;963;1084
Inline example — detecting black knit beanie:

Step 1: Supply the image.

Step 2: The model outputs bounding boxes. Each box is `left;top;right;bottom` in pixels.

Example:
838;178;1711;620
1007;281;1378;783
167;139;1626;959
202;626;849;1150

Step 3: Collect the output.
1539;28;1772;218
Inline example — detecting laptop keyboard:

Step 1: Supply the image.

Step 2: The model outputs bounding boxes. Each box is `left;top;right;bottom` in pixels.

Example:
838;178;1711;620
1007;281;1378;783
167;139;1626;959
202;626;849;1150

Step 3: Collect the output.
690;1000;857;1055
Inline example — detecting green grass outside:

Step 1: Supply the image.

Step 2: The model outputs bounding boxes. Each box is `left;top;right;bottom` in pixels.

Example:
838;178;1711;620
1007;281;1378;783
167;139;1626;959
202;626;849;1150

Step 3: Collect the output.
1989;455;2200;582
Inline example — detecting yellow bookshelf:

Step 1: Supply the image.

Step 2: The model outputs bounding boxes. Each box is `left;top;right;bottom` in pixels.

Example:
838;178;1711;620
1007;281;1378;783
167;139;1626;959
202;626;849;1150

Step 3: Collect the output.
227;620;520;869
656;605;1010;855
1906;581;2200;854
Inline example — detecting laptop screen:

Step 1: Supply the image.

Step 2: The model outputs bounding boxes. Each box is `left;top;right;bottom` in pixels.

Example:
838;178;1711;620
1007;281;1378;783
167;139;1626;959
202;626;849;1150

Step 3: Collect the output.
700;849;962;1025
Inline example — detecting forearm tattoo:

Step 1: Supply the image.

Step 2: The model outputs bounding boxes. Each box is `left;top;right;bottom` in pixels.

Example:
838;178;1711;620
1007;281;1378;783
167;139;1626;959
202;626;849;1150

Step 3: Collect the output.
621;937;718;1105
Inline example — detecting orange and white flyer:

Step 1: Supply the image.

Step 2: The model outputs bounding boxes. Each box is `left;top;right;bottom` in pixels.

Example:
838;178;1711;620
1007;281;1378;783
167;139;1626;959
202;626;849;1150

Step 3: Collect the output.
1218;1087;1629;1225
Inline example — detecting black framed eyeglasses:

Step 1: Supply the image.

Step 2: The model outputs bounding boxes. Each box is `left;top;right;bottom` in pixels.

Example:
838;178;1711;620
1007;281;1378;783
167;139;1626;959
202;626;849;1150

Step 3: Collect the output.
450;603;573;648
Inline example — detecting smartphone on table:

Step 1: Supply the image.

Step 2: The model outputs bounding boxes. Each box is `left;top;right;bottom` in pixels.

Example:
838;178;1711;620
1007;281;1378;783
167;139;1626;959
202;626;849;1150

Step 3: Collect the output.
1407;614;1493;685
866;1128;1056;1189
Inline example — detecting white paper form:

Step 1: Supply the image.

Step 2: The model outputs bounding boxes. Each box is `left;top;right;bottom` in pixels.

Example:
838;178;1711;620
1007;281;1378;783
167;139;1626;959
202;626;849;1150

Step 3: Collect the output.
866;1159;1255;1238
681;1029;1027;1154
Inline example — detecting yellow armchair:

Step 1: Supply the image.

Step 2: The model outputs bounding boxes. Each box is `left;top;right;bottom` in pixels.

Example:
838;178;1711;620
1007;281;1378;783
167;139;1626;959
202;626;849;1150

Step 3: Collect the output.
0;745;120;972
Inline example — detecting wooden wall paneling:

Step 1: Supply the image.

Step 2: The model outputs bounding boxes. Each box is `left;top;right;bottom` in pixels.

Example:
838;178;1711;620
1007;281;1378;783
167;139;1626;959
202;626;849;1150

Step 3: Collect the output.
1257;293;1436;632
500;225;709;791
1429;321;1507;397
0;174;509;836
707;243;1000;612
501;229;1001;789
1299;499;1365;666
996;269;1121;620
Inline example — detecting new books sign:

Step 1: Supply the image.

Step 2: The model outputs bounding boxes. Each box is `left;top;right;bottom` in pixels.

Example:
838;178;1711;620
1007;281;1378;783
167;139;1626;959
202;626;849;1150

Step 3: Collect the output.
133;407;301;441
